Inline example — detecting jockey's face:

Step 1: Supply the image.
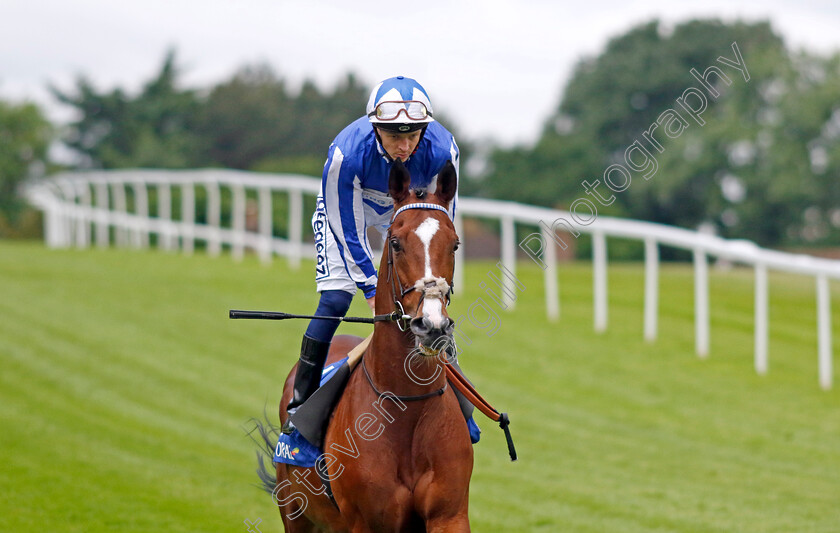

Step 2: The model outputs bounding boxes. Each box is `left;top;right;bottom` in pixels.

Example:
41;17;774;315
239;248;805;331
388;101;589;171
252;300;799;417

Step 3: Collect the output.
376;128;423;162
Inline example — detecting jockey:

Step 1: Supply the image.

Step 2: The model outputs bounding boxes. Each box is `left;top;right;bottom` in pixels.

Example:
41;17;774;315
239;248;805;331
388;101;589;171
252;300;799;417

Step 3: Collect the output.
282;76;460;434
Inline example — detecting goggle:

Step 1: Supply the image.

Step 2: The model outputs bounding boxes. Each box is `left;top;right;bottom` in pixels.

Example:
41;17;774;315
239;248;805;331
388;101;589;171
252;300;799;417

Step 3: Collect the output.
369;100;431;121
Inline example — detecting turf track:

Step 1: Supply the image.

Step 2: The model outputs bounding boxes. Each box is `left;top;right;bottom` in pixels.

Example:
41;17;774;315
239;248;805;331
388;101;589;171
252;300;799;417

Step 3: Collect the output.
1;241;838;532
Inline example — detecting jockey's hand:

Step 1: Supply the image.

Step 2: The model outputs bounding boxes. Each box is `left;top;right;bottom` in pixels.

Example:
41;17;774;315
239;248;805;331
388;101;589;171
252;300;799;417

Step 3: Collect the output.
366;296;376;315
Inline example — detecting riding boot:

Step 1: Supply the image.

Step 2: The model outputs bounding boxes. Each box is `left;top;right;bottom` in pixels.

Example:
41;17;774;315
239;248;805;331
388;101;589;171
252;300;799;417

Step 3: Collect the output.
281;335;331;435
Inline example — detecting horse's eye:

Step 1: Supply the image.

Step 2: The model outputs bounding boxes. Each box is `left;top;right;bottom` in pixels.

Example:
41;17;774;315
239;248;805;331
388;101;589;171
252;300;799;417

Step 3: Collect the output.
453;239;460;253
390;237;402;252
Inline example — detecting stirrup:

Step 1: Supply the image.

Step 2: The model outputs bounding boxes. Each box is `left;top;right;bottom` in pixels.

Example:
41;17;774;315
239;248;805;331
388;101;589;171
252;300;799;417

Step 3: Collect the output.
281;410;298;435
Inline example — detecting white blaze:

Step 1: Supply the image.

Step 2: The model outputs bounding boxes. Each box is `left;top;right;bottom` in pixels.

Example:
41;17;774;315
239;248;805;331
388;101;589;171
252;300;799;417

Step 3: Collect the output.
414;217;439;279
413;217;445;327
422;297;444;328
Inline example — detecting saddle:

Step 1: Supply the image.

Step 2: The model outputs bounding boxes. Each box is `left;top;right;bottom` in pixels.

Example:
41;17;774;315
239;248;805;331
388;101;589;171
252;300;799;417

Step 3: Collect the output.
290;335;372;449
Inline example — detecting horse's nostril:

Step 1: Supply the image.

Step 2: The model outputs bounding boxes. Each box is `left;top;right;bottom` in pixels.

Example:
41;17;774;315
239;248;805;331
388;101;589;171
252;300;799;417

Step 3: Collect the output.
443;317;455;335
410;316;432;335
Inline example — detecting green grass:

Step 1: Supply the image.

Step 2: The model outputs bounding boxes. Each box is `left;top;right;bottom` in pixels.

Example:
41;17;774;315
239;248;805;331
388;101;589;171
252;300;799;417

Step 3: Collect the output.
1;241;839;532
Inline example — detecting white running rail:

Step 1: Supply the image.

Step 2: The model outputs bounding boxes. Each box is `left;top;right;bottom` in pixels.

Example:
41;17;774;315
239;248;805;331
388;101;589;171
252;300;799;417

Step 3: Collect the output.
24;169;838;389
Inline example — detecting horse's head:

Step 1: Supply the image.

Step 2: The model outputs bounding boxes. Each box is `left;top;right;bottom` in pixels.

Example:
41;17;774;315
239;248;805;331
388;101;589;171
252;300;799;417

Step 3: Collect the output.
382;159;459;357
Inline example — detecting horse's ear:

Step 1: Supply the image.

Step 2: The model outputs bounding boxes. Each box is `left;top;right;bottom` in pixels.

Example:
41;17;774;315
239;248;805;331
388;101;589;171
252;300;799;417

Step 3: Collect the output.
389;159;411;204
436;160;457;205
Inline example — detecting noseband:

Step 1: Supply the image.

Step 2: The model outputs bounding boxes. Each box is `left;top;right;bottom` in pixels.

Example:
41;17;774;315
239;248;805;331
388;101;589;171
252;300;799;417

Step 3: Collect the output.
386;202;454;331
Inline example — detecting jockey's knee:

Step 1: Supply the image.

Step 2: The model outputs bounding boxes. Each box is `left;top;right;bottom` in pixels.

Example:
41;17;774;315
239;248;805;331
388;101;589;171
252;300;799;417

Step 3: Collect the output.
317;289;353;316
304;290;354;343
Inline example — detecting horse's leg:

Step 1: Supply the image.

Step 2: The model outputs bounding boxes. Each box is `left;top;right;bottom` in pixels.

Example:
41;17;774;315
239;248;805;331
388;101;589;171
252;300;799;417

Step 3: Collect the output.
416;483;470;533
412;400;473;533
281;513;320;533
425;513;471;533
274;488;319;533
338;486;417;533
274;464;312;532
275;463;347;532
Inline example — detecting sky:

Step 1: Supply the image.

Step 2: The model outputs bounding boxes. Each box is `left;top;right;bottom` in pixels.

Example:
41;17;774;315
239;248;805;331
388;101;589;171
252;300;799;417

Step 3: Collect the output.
2;0;839;148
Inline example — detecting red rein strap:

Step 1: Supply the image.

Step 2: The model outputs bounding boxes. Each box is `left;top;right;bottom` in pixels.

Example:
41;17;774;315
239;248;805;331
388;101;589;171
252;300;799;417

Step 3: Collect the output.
445;366;517;461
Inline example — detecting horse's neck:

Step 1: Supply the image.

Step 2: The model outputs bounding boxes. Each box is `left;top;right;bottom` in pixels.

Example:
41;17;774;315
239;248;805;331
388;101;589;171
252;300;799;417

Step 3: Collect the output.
366;322;447;398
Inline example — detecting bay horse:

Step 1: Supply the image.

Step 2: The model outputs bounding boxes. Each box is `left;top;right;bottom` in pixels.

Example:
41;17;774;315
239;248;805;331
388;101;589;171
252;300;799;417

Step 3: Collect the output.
273;159;473;532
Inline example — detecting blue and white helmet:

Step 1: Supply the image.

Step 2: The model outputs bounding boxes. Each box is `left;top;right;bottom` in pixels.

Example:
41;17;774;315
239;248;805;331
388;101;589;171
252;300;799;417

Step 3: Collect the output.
366;76;435;133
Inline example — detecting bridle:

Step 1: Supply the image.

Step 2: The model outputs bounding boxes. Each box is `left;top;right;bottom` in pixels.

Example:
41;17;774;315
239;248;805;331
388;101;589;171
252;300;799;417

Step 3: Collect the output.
361;200;457;402
385;202;455;332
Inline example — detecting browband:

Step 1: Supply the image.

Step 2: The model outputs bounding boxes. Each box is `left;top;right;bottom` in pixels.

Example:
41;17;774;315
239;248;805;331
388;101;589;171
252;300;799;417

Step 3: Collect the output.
391;202;451;222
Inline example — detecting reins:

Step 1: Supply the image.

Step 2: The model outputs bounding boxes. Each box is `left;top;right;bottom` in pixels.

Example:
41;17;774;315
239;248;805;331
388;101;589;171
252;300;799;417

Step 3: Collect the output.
379;201;517;461
444;365;517;461
230;199;517;461
361;355;448;402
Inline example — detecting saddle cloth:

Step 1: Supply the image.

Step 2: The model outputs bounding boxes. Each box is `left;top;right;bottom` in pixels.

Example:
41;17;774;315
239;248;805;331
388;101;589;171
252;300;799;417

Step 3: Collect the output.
273;357;349;468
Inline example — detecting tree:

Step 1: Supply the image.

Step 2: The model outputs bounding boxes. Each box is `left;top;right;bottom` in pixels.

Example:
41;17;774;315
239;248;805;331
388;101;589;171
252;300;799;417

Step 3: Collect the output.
50;53;470;179
0;99;51;234
475;18;840;249
557;20;782;156
625;43;840;247
51;49;201;168
196;68;369;173
722;50;840;245
477;131;603;210
614;20;789;242
195;64;295;170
